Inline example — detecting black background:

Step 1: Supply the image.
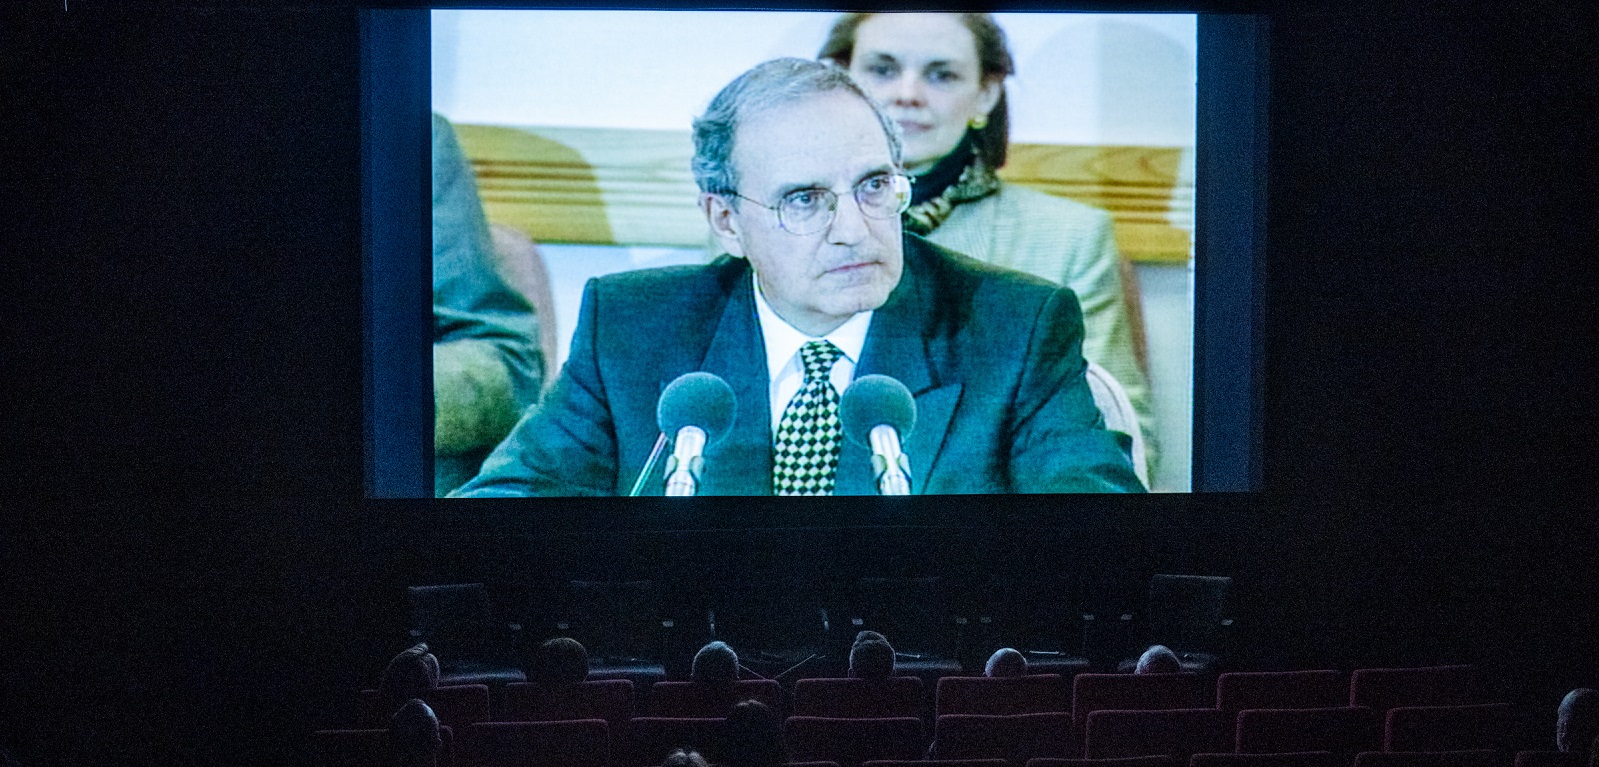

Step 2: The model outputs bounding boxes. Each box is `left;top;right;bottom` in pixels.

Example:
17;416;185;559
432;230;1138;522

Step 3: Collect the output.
3;2;1596;765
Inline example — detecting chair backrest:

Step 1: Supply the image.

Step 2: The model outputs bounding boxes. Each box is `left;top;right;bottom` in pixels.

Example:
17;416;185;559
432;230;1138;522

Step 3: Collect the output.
1353;750;1506;767
649;679;785;717
934;712;1078;765
1085;360;1149;488
465;720;608;767
1234;706;1382;756
794;677;925;719
1217;671;1346;711
865;761;1007;767
358;685;490;730
1349;666;1480;714
625;716;724;767
1072;673;1210;732
937;675;1069;717
501;679;634;728
1383;703;1517;753
1515;752;1588;767
1190;753;1343;767
1026;759;1178;767
1146;576;1230;653
784;716;925;767
1084;709;1234;762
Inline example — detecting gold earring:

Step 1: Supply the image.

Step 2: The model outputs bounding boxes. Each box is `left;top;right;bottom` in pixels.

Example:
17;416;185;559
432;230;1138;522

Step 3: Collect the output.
969;115;988;130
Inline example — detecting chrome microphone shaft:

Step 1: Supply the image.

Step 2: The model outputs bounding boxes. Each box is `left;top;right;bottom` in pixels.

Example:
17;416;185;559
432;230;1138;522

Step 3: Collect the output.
664;425;708;497
868;423;911;496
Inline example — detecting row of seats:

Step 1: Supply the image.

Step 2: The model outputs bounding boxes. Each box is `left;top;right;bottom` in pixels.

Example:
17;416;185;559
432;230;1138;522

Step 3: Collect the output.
356;666;1492;734
316;711;1565;767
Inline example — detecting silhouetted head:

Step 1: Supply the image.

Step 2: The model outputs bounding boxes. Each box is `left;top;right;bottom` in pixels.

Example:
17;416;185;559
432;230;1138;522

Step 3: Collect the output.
378;646;438;715
720;699;784;767
849;638;895;680
1559;688;1599;753
1135;644;1182;674
389;699;442;767
661;748;711;767
984;647;1028;677
531;637;589;688
854;630;889;646
692;641;740;685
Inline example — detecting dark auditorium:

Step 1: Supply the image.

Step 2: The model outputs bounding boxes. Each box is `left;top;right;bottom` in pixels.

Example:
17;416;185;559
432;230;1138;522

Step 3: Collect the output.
3;2;1596;767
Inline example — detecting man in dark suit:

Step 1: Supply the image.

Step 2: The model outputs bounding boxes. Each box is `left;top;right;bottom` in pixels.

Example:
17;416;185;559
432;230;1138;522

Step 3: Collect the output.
453;58;1142;497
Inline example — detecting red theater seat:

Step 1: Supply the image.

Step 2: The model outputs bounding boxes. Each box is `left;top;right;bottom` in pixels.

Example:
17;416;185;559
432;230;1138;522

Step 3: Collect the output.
937;675;1069;717
1027;757;1179;767
864;761;1008;767
501;679;634;729
1349;666;1481;714
1353;751;1506;767
793;677;925;719
1383;704;1517;753
934;712;1077;765
1072;674;1211;733
1217;671;1347;711
1515;752;1587;767
357;684;490;730
784;716;925;767
1190;753;1343;767
1084;709;1234;762
1235;706;1382;756
626;716;724;767
465;720;607;767
648;679;784;717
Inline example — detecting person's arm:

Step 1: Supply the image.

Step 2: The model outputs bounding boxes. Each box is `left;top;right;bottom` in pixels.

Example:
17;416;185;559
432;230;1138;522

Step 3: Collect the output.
431;114;544;457
1060;210;1159;479
1008;286;1148;493
450;279;618;497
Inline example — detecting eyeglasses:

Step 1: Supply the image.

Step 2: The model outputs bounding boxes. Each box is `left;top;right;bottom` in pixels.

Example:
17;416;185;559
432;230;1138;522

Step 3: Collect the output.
725;172;913;236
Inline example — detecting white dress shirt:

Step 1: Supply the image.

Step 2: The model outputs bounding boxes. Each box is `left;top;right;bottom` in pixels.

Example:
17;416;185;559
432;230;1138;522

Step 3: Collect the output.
752;280;872;431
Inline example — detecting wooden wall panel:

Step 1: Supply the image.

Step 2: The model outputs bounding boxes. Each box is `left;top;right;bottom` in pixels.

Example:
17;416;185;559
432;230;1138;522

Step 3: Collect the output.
457;124;1192;263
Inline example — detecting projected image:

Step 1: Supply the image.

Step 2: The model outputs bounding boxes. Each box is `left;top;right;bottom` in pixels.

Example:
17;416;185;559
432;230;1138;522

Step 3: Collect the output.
429;11;1196;497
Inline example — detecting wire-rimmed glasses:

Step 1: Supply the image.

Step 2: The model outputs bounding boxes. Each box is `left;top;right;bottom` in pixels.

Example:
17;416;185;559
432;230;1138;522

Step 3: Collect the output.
725;172;912;236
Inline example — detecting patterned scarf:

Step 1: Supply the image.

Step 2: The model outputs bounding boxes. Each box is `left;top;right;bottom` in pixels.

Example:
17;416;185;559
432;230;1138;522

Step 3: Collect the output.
902;131;1002;236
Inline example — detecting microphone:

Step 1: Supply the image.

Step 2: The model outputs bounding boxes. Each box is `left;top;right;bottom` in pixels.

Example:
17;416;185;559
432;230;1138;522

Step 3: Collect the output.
840;374;917;496
656;372;736;497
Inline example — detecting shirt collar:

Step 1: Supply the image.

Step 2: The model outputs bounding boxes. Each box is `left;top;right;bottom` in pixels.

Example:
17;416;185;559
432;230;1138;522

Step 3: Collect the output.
752;277;871;382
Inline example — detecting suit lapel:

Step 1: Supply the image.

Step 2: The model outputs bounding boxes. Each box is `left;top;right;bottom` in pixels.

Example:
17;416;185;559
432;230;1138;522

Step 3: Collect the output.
691;269;774;496
844;238;962;495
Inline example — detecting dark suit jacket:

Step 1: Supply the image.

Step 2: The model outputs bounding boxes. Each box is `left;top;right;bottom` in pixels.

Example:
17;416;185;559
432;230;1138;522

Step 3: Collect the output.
454;235;1145;496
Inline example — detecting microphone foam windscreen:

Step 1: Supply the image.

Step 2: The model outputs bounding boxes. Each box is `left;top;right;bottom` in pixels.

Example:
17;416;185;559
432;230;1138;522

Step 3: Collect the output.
656;371;737;445
840;374;916;447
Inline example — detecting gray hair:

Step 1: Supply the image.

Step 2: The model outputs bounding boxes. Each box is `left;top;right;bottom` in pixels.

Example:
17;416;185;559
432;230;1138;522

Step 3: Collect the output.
692;57;903;199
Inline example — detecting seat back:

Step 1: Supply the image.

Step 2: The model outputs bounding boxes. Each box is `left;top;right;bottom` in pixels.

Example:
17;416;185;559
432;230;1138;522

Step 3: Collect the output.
934;712;1077;765
465;720;607;767
1217;671;1346;711
1072;673;1210;732
649;679;784;717
1235;706;1382;756
358;685;490;730
1190;754;1343;767
1146;575;1230;655
1353;750;1506;767
1026;759;1178;767
938;675;1069;717
1515;752;1588;767
1349;666;1480;714
794;677;924;719
784;716;925;767
1084;709;1233;762
865;761;1007;767
1383;703;1517;753
626;716;724;767
501;679;633;729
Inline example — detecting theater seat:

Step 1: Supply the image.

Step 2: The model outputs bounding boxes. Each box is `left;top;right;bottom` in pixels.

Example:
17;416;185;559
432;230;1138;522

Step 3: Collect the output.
933;712;1077;765
1353;751;1505;767
649;679;784;718
794;677;924;719
1383;703;1517;753
784;716;925;767
1235;706;1382;756
937;675;1069;717
1084;709;1233;762
1190;753;1342;767
465;719;607;767
1349;666;1481;714
1072;673;1210;733
1217;671;1346;711
1027;757;1179;767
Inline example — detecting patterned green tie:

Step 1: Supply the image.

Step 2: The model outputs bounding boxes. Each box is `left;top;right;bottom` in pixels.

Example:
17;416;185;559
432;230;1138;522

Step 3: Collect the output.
772;340;844;496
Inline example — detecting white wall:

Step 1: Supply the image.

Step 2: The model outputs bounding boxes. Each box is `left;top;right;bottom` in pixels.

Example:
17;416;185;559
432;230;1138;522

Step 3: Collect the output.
433;10;1195;491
